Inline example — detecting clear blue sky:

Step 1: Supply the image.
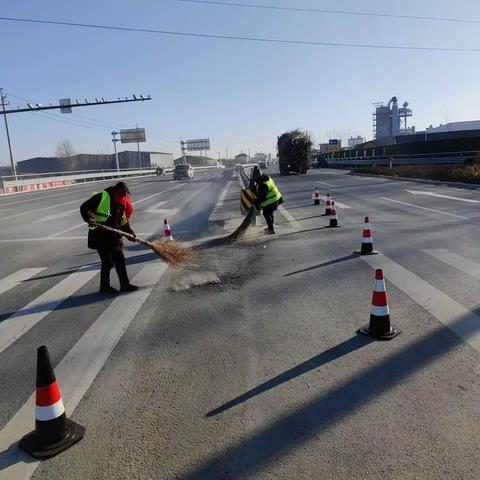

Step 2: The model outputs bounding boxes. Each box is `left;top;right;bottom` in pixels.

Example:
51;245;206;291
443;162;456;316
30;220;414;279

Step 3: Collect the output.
2;0;480;165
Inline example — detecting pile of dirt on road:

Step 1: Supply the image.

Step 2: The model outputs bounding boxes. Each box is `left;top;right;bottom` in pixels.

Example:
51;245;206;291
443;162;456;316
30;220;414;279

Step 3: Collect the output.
352;163;480;184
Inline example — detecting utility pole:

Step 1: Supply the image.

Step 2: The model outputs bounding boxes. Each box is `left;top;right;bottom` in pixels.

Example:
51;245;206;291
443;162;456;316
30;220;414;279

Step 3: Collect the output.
135;123;142;169
0;88;17;181
111;131;120;171
181;139;186;164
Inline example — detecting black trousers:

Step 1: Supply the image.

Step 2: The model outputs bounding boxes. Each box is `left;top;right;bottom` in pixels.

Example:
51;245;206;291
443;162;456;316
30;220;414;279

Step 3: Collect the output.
263;205;276;231
97;247;130;289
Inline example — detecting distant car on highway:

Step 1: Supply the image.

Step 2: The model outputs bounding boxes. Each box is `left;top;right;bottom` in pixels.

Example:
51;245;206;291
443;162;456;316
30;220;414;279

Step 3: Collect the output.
173;163;194;180
258;161;268;169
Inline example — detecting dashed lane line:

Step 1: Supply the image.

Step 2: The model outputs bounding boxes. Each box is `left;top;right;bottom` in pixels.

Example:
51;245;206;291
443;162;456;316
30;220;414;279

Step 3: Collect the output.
0;262;168;480
380;197;468;220
361;253;480;353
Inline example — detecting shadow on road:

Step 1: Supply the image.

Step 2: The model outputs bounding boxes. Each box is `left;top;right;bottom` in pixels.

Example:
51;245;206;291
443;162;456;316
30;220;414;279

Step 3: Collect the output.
284;254;357;277
181;313;477;480
206;335;373;417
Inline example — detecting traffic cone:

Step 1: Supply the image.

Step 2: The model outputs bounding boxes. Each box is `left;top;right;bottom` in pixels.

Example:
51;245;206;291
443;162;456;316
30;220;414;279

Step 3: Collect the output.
326;200;340;228
19;346;84;458
354;217;378;255
312;187;321;205
164;219;173;241
357;269;401;340
324;193;331;216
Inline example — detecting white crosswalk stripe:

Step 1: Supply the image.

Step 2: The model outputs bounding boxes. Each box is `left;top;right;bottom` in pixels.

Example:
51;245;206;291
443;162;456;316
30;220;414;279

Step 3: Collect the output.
0;269;46;296
423;249;480;280
0;266;99;356
0;262;168;479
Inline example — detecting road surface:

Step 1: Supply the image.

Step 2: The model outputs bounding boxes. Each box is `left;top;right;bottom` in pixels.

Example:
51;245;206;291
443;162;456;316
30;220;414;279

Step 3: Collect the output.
0;168;478;479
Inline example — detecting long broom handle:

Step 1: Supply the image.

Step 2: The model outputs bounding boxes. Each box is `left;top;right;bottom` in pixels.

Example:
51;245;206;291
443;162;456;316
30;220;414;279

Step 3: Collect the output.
94;223;154;248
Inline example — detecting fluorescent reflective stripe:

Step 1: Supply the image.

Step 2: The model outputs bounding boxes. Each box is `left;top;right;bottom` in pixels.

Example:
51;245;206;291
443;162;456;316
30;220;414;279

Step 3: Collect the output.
374;280;385;291
35;398;65;421
371;305;390;316
362;237;373;244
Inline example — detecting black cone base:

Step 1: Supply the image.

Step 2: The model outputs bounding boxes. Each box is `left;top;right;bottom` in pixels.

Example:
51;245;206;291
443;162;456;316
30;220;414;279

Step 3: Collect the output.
314;199;320;205
19;419;85;459
357;323;401;341
354;249;378;256
324;209;331;216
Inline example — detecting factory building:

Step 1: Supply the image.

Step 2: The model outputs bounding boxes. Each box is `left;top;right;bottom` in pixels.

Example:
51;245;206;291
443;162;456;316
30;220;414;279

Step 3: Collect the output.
373;97;415;139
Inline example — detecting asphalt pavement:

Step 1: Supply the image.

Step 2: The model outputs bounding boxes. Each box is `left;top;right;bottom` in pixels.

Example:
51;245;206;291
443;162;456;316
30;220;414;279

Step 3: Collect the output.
0;167;479;479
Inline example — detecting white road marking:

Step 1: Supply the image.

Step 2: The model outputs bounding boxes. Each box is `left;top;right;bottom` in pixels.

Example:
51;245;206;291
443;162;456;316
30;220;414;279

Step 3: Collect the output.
318;195;351;209
0;268;46;296
0;263;167;479
47;222;85;238
0;236;87;243
32;208;78;224
361;253;480;353
315;181;338;188
278;206;301;229
406;190;480;204
0;199;82;222
145;200;179;216
132;184;183;206
423;249;480;279
216;180;233;209
0;266;99;356
145;184;210;216
209;180;234;223
380;197;468;220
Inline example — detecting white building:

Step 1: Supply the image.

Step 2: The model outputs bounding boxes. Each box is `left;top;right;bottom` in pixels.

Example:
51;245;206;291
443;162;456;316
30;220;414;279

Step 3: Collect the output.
425;120;480;133
348;136;366;148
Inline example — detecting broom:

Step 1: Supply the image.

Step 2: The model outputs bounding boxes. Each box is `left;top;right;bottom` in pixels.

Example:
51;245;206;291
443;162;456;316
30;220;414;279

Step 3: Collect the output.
95;224;192;266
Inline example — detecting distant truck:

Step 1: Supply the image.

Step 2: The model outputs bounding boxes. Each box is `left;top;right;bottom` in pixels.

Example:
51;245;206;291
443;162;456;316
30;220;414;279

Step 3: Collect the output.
277;129;312;175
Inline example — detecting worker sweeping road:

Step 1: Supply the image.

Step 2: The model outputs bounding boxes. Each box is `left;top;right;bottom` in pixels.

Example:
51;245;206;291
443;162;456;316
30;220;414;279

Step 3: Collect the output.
80;181;138;294
254;174;283;234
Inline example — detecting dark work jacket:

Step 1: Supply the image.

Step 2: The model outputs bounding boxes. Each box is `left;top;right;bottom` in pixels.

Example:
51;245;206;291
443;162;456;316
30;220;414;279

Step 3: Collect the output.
80;187;134;251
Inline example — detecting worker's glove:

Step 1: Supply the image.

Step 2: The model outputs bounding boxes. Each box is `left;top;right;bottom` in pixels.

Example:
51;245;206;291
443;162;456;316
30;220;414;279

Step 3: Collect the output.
87;217;96;227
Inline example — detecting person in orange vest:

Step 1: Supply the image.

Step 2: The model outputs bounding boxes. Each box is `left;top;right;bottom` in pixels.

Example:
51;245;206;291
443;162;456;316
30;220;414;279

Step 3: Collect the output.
80;182;137;294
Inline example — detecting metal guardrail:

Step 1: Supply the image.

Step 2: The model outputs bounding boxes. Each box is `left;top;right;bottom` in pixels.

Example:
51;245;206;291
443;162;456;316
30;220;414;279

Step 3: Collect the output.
0;165;224;195
326;151;475;168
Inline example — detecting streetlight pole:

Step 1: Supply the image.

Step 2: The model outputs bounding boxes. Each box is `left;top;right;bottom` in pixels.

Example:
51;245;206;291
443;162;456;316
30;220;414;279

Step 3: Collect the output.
111;131;120;171
0;88;17;181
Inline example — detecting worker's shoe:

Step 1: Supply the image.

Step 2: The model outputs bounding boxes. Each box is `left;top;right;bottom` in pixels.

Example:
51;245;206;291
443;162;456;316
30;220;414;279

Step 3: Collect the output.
99;286;118;295
120;284;139;292
267;228;276;235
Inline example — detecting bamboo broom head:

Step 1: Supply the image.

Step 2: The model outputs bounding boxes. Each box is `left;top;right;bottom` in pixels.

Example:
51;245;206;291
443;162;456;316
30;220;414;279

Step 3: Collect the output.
147;239;193;266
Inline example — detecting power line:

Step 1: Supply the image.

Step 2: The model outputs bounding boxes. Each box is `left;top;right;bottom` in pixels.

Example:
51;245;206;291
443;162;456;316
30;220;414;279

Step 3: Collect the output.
177;0;480;24
7;99;109;130
6;92;131;127
0;16;478;53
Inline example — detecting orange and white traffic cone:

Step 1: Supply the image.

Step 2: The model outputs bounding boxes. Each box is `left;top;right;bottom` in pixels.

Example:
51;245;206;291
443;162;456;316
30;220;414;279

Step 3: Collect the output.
312;187;321;205
357;269;401;340
19;346;84;458
324;193;331;216
326;200;340;228
354;216;378;255
164;219;173;241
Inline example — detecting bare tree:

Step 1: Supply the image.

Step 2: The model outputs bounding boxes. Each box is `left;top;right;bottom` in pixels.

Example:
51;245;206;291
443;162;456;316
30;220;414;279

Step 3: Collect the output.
55;140;76;158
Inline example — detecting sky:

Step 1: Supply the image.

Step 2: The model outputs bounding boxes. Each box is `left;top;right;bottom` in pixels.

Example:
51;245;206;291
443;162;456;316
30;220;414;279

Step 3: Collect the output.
2;0;480;165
